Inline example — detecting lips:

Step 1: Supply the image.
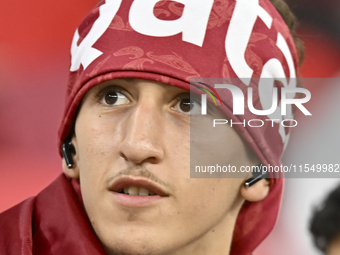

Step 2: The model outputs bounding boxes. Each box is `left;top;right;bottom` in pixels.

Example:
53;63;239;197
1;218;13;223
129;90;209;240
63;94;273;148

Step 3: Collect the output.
119;186;156;196
110;177;169;197
109;177;169;207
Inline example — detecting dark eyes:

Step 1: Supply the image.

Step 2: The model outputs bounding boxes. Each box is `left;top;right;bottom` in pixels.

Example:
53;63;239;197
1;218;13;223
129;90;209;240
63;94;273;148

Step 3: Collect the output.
179;98;193;112
99;88;130;106
98;87;201;114
104;91;117;105
173;95;201;115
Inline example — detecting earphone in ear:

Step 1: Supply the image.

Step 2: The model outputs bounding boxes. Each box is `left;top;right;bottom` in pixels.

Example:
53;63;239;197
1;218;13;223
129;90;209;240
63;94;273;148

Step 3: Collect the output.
62;138;76;169
244;164;268;188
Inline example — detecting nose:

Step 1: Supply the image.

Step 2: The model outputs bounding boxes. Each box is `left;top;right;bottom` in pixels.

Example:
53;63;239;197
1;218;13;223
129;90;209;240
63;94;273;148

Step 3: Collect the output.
118;103;165;165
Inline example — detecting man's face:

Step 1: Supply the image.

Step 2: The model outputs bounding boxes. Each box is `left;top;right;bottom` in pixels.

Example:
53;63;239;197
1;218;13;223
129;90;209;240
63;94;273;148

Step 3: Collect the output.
72;78;258;255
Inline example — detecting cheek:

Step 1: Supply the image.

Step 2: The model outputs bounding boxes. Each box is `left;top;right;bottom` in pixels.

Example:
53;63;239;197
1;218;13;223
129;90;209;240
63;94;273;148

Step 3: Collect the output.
76;114;123;164
162;121;191;172
190;116;252;178
184;179;241;210
74;115;121;224
74;114;125;204
163;119;243;216
171;178;243;236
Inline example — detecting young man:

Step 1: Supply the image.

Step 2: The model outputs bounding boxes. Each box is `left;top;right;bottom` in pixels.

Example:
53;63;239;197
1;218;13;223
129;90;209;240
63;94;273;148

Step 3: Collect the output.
0;0;303;254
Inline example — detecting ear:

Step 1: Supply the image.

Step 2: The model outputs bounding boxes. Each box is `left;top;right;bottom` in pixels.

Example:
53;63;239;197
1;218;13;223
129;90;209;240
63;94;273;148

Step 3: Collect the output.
240;178;270;202
62;135;80;179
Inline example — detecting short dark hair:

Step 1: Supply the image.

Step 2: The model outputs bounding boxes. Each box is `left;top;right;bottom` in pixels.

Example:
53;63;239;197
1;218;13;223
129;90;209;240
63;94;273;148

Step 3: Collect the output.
310;184;340;252
269;0;304;65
